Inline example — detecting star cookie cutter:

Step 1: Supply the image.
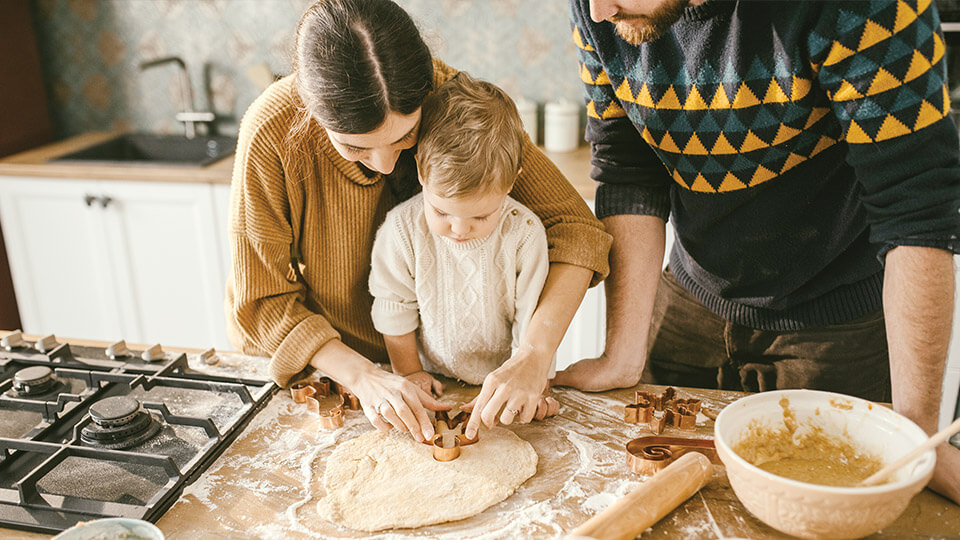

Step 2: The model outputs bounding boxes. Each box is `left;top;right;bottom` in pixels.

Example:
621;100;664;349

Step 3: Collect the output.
422;409;478;462
626;435;720;476
289;377;361;429
624;386;702;434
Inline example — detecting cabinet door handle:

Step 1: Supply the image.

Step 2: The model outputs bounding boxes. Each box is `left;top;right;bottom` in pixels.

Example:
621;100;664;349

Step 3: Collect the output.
84;194;97;207
98;196;112;208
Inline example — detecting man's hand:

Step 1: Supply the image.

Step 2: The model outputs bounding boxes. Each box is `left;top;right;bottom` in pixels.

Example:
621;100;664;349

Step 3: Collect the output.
463;345;551;439
929;441;960;505
551;353;641;392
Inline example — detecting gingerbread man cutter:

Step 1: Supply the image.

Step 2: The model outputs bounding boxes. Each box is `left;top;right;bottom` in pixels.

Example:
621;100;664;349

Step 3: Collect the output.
624;386;702;434
290;377;361;429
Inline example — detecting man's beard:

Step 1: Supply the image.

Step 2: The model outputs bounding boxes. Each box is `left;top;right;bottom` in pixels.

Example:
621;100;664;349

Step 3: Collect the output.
612;0;690;45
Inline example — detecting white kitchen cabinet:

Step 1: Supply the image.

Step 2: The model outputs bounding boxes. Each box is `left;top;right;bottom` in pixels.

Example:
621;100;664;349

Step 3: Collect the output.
0;176;231;350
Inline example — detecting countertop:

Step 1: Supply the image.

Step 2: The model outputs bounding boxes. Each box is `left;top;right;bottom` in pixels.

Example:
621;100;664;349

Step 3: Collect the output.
2;342;958;539
0;132;597;199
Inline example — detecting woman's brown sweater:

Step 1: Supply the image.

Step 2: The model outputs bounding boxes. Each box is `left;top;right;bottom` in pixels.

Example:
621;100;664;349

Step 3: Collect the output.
226;59;612;387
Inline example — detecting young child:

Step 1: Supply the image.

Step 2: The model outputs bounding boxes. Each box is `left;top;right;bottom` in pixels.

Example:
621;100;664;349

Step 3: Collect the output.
368;72;552;406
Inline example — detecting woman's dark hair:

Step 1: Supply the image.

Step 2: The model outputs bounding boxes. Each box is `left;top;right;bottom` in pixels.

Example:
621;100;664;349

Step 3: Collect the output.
294;0;433;133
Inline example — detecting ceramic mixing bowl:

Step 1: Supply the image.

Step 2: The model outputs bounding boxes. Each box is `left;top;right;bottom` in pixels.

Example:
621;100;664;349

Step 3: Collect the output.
714;389;935;540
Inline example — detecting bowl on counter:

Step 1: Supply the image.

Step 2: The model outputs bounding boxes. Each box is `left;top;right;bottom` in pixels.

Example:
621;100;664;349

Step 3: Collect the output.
714;389;935;540
52;517;164;539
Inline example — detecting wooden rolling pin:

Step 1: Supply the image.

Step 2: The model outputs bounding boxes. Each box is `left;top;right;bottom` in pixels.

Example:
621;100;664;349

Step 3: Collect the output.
568;452;713;540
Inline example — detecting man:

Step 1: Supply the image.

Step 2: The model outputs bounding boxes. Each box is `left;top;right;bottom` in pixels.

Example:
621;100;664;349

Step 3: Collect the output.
554;0;960;504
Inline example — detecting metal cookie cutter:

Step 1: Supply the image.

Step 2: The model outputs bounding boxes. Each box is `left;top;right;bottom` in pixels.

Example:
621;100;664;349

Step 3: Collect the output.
624;386;702;434
289;377;361;429
626;435;720;476
423;410;478;462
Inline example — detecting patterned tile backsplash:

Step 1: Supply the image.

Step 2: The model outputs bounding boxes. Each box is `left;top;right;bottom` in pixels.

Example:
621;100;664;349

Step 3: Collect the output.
31;0;583;141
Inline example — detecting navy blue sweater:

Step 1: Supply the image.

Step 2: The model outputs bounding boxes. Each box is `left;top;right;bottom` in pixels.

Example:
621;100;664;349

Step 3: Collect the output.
573;0;960;330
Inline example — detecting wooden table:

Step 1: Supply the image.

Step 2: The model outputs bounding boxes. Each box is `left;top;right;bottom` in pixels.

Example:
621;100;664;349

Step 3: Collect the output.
1;368;958;539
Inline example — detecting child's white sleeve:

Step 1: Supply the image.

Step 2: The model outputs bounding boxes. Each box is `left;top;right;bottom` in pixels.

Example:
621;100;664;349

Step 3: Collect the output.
511;218;550;359
368;213;420;336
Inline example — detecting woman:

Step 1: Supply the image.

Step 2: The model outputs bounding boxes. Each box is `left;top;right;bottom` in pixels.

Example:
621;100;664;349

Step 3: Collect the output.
226;0;611;442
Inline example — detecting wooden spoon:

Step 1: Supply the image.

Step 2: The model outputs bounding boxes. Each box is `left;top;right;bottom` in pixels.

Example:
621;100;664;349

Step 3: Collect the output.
858;416;960;487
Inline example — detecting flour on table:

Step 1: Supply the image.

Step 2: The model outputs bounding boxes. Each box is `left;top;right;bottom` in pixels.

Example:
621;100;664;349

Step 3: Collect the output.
316;427;537;532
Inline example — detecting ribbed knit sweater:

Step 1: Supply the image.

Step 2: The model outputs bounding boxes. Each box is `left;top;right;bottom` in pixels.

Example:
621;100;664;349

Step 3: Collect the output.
369;195;549;385
226;59;612;387
572;0;960;330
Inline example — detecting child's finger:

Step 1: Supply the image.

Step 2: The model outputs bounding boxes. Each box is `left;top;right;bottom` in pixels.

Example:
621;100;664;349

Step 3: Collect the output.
431;378;444;397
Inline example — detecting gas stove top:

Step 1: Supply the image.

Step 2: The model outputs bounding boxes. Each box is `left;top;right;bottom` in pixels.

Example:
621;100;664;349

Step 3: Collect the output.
0;331;276;534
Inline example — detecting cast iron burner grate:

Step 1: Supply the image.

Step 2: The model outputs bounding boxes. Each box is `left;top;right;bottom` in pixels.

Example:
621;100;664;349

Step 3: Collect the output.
0;333;276;534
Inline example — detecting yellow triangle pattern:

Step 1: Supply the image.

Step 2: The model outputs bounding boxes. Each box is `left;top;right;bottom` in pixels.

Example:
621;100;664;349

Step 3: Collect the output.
858;19;892;51
586;101;600;119
845;120;873;143
636;83;656;107
894;0;917;32
781;153;806;173
691;174;716;192
933;32;945;64
718;173;747;192
595;70;611;86
739;130;769;152
764;78;789;103
684;86;709;110
660;132;680;152
573;27;594;51
615;79;635;103
874;114;911;141
710;133;738;155
772;124;801;145
913;99;942;130
580;64;594;84
904;50;932;82
683;133;709;155
710;86;731;109
658;86;683;109
810;135;837;156
672;169;689;189
943;84;952;115
918;0;931;14
791;76;811;101
602;101;626;119
866;67;901;96
749;166;777;186
804;107;830;129
824;41;856;67
832;79;864;102
731;83;761;109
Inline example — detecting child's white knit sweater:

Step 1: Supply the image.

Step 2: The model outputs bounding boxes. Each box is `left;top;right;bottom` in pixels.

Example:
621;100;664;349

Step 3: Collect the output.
369;194;549;384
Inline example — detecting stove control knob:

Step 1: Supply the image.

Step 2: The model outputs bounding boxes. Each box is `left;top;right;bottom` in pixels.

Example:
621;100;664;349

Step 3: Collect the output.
141;343;165;362
1;330;26;350
106;340;132;359
34;334;59;353
199;347;219;365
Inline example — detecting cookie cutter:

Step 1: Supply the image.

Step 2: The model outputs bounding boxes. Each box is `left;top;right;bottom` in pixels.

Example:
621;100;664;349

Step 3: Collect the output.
626;435;720;476
289;377;361;429
624;387;701;434
423;409;478;462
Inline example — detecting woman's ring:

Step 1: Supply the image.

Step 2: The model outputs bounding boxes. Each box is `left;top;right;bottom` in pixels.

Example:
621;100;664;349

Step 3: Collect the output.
377;401;390;417
508;408;521;415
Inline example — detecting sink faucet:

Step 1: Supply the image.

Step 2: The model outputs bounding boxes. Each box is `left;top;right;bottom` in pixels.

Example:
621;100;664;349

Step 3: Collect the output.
139;56;215;139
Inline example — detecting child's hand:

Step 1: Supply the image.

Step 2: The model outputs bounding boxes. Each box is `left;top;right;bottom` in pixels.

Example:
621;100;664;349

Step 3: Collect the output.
404;370;443;398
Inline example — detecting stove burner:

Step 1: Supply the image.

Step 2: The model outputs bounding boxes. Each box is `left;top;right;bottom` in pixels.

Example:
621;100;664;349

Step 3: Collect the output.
12;366;63;397
80;396;161;449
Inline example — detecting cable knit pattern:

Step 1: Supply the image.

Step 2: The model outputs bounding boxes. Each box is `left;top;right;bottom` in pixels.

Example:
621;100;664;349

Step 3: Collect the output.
369;195;549;384
225;58;611;387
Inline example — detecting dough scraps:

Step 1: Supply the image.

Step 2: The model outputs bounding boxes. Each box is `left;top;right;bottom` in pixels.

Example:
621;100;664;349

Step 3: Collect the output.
317;427;538;531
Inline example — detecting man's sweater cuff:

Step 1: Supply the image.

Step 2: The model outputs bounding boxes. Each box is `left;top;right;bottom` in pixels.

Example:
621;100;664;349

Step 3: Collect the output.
595;183;670;221
269;315;340;388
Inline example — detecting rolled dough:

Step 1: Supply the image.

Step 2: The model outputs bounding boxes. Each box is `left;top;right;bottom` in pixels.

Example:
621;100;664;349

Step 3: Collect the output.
317;427;538;531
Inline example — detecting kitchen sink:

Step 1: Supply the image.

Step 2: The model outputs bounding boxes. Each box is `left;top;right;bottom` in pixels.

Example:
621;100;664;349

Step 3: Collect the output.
52;133;238;167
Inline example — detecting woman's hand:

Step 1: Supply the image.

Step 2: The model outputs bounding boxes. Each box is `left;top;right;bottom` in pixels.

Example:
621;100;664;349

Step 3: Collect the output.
349;364;450;442
463;344;552;439
404;370;443;398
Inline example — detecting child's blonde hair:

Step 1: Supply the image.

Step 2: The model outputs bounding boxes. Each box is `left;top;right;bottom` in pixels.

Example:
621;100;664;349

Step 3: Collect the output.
417;72;525;198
